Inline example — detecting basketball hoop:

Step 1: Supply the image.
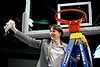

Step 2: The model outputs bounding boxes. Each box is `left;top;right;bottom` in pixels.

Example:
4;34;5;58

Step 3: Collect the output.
55;8;87;32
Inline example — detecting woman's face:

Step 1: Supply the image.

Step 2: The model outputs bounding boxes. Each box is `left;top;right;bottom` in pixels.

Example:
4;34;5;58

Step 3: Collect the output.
50;27;61;40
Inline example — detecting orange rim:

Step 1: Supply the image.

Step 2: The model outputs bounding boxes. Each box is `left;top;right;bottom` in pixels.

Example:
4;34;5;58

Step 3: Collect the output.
55;8;87;24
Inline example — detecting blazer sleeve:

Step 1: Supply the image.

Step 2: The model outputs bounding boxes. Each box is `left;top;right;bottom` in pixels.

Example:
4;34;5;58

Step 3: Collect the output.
14;30;42;49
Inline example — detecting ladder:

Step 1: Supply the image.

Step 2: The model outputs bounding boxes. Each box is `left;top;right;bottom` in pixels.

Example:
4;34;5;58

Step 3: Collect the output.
61;32;93;67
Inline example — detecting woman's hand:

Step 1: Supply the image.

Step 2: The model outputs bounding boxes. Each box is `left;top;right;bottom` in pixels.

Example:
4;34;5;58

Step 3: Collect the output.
4;19;18;35
9;19;18;33
76;54;80;61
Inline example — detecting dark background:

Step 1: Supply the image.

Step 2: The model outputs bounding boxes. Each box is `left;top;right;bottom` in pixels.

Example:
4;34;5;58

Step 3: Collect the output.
0;0;100;67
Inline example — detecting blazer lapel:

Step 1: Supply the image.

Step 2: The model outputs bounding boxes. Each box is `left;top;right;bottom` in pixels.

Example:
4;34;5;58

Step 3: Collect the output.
46;40;52;60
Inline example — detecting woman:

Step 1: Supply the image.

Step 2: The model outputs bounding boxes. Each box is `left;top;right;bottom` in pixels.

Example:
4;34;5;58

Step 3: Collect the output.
6;19;68;67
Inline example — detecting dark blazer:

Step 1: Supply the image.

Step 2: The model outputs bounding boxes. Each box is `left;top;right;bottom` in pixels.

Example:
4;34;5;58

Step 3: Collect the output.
14;30;68;67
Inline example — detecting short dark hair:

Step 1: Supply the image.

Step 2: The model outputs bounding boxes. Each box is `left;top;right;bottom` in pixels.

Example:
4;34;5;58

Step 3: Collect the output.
49;24;64;37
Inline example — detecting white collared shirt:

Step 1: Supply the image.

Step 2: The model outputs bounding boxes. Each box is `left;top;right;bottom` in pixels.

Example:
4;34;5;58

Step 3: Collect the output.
48;41;65;67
